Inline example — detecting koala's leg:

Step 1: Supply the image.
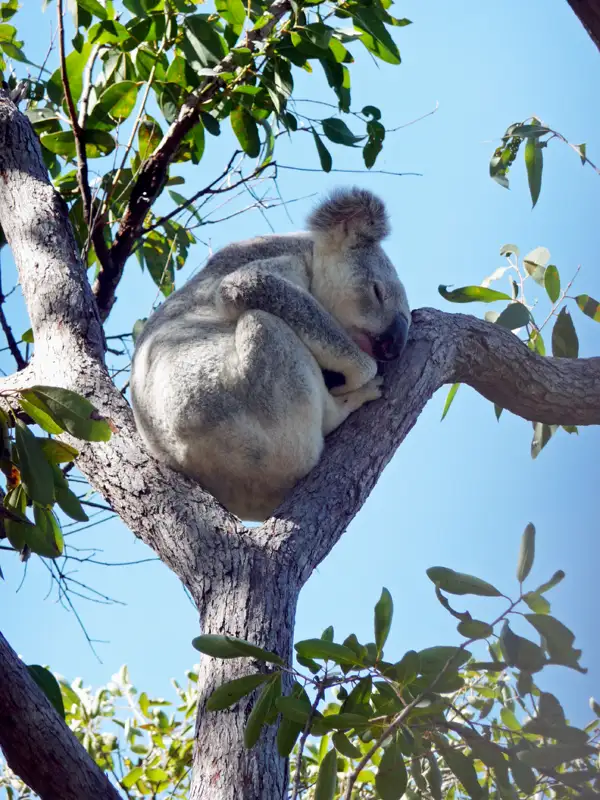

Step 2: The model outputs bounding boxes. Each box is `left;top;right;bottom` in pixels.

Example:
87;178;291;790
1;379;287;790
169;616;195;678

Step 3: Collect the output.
322;376;383;436
218;257;377;392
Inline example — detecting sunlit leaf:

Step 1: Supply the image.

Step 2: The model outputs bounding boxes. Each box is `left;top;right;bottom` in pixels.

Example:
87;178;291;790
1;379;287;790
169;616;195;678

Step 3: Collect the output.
524;137;543;207
14;420;54;506
544;265;560;304
426;566;501;597
312;127;332;172
575;294;600;322
516;522;535;582
315;748;338;800
374;587;393;655
27;665;65;718
230;107;260;158
438;285;511;304
441;383;460;421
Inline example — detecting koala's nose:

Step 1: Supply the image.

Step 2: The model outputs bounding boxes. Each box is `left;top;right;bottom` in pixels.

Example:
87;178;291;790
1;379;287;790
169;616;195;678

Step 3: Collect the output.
373;314;410;361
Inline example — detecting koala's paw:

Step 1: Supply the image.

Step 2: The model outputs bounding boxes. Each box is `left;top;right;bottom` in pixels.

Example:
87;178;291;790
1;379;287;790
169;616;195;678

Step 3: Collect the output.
329;355;378;396
336;375;383;412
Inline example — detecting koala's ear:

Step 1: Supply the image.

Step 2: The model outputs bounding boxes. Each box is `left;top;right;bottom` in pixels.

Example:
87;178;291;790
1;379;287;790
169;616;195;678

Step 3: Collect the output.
307;187;390;248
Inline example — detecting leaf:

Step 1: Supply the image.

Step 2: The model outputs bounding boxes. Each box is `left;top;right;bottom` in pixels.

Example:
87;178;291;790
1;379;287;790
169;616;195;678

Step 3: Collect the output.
552;308;579;358
38;439;78;464
332;731;361;759
438;285;511;304
40;131;76;158
441;747;483;799
27;665;65;718
517;522;535;582
374;587;393;655
182;14;227;71
315;748;338;800
31;506;64;558
24;387;111;442
392;650;419;685
517;744;596;769
47;43;91;107
510;757;537;794
77;0;108;19
376;735;407;800
295;639;360;665
590;697;600;717
322;117;362;146
55;487;89;522
441;383;460;421
499;621;546;673
535;570;565;594
576;142;587;164
18;395;64;435
146;767;169;783
230;107;260;158
138;117;163;160
544;265;560;304
522;592;550;614
457;620;493;639
14;420;54;506
524;247;550;285
575;294;600;322
191;634;284;664
495;302;531;331
122;766;144;789
500;244;520;257
206;673;269;711
418;645;471;676
243;673;281;749
525;614;585;671
531;422;557;459
426;566;501;597
351;7;401;65
97;81;139;120
21;327;34;343
525;137;543;208
341;675;372;716
216;0;246;35
276;695;322;726
311;127;332;172
277;683;309;756
500;707;521;731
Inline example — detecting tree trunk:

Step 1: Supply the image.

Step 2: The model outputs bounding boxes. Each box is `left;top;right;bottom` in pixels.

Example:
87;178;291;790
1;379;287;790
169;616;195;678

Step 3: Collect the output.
190;552;300;800
566;0;600;51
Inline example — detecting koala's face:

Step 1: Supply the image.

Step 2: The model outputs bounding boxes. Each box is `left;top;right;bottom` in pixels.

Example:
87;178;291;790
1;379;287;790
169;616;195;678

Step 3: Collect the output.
321;243;411;362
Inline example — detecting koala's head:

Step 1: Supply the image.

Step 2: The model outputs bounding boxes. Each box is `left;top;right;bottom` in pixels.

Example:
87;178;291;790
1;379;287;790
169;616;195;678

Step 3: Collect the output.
307;187;410;362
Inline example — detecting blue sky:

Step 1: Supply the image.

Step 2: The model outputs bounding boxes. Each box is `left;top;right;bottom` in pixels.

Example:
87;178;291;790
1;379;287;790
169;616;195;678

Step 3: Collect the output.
1;0;599;735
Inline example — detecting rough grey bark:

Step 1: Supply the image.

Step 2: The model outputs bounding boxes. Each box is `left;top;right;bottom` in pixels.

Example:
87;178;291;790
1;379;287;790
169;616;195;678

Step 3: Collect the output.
0;94;599;800
0;632;122;800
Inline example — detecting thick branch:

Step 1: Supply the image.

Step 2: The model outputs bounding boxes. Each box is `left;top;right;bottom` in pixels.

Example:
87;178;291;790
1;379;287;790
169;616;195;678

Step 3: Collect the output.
0;632;122;800
566;0;600;51
95;0;291;320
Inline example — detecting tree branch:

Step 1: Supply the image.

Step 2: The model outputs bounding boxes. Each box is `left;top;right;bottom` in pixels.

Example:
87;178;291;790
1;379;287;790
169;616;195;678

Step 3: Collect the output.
94;0;291;320
565;0;600;52
0;631;123;800
0;261;26;370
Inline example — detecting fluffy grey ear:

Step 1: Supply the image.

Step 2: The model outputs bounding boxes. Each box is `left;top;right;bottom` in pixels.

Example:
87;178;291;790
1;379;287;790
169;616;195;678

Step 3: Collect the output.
307;187;390;246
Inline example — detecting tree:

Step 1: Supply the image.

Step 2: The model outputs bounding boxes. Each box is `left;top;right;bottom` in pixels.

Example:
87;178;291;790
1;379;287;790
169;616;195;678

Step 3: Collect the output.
0;1;598;798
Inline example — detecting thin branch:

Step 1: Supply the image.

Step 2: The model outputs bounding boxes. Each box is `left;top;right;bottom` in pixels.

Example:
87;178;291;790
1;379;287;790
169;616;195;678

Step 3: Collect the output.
276;164;422;177
290;683;325;800
0;261;26;370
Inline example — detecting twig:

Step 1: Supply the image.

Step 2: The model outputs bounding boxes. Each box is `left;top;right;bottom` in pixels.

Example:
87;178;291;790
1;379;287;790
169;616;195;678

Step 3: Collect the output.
276;165;422;177
0;261;26;370
290;682;325;800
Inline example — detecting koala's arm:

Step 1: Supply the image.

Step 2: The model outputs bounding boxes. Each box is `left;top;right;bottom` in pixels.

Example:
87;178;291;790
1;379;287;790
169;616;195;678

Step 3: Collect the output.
217;255;376;391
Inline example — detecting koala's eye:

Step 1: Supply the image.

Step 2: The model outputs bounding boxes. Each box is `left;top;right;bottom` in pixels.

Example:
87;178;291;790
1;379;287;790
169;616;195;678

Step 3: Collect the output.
372;281;385;305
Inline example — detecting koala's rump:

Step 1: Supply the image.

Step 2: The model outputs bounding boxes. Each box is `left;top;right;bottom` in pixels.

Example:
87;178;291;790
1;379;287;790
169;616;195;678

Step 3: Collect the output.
131;311;331;520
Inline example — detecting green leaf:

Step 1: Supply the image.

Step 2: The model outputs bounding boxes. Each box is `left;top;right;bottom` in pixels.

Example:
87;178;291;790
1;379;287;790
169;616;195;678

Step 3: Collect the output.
441;383;460;421
24;387;111;442
426;566;501;597
38;439;78;464
438;285;511;304
182;15;227;71
376;735;407;800
27;665;65;718
552;307;579;358
495;302;530;331
510;757;537;794
332;731;361;759
295;639;360;666
31;506;64;558
315;748;338;800
206;673;270;711
97;81;139;120
374;587;393;655
191;634;284;664
517;743;596;769
441;747;483;800
14;420;54;506
524;246;550;284
47;43;91;107
138;117;163;160
351;6;401;65
243;673;281;749
146;767;169;783
321;117;362;146
457;620;493;640
499;621;546;673
276;695;322;726
21;327;33;343
500;707;521;732
392;650;419;685
55;487;89;522
18;395;64;435
40;131;76;158
525;137;543;208
535;570;565;595
517;522;535;582
122;766;144;789
544;265;560;304
216;0;245;35
230;107;260;158
531;422;557;459
524;614;585;671
77;0;108;19
277;683;309;756
418;645;471;675
575;294;600;322
341;675;372;716
522;592;550;614
311;127;332;172
590;697;600;717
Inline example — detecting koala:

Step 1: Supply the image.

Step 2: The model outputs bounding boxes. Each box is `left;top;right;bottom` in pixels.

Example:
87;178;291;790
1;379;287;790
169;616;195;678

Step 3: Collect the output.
130;187;410;521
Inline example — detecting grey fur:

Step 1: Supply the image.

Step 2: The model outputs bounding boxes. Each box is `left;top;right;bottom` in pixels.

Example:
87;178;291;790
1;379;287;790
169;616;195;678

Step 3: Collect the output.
130;187;410;521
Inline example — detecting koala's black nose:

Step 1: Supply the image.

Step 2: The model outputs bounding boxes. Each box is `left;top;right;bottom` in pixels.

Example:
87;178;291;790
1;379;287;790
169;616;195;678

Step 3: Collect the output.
373;314;410;361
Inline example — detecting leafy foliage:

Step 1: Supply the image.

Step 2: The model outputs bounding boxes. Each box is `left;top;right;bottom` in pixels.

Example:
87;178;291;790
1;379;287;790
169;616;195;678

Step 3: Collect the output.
439;243;598;457
3;525;598;799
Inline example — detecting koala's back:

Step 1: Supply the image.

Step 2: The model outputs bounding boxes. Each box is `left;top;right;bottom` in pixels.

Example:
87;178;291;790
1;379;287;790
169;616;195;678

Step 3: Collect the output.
130;232;327;520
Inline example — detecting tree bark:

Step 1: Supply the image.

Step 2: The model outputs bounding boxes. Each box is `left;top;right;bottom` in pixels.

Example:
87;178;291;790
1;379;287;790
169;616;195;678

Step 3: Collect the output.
0;93;600;798
190;551;300;800
0;632;122;800
566;0;600;52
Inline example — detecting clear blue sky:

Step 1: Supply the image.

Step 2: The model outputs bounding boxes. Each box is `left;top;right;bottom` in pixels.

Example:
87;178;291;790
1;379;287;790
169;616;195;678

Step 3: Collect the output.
1;0;599;735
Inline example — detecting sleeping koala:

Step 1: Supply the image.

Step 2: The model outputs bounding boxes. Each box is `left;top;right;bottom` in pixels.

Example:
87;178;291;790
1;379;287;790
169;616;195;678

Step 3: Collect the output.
130;187;410;521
